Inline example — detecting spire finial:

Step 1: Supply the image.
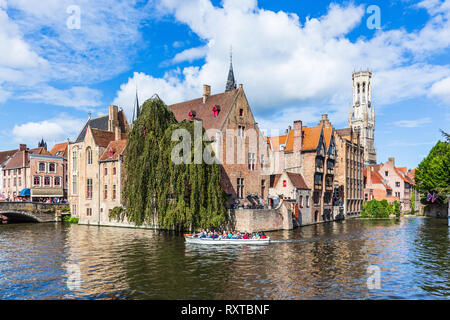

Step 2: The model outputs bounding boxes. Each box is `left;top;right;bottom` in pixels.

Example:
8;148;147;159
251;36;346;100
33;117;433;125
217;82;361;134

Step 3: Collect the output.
230;45;233;66
225;45;236;92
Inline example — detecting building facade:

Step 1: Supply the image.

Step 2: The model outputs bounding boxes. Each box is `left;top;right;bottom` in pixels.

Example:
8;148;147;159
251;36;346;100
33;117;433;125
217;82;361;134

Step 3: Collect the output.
364;157;415;212
335;128;364;217
0;149;18;200
68;105;128;224
1;144;66;201
267;115;340;223
168;83;270;207
349;70;377;166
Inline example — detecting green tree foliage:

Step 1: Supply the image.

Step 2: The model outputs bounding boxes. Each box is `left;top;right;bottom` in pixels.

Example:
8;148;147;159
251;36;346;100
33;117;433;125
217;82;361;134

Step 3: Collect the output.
121;97;227;231
415;140;450;205
410;192;415;214
361;199;393;218
157;120;227;231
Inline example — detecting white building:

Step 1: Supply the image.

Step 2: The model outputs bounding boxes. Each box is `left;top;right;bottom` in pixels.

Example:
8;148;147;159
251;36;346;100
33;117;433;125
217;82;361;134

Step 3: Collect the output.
348;70;377;166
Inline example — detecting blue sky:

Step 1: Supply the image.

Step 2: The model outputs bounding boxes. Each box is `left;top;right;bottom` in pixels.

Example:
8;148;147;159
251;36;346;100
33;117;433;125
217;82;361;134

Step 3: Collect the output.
0;0;449;169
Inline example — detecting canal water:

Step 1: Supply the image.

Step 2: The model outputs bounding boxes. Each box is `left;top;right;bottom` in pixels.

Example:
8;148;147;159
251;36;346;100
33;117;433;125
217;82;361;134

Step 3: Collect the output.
0;217;448;299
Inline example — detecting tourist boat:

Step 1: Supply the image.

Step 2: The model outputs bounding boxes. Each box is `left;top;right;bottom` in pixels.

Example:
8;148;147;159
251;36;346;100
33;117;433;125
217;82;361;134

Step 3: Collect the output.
184;236;270;245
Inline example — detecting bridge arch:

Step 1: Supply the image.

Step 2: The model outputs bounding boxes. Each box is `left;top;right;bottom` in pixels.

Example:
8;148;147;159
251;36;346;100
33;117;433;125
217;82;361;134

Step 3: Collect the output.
0;211;41;223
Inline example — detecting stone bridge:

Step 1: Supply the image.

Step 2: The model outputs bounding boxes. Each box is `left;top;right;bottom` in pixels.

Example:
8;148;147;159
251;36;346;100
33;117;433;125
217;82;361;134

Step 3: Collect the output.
0;202;69;223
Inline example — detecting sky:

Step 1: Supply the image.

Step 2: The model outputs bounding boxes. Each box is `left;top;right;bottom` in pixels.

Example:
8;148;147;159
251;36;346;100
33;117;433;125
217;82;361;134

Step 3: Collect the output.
0;0;449;169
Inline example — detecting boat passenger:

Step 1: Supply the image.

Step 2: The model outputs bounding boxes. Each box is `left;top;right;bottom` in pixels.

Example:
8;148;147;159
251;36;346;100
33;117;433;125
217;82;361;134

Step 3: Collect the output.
243;233;249;240
260;232;268;239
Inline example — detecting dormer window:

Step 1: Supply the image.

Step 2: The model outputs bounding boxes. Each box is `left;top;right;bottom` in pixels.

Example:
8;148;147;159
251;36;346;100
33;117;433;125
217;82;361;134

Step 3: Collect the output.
188;110;196;119
212;105;220;118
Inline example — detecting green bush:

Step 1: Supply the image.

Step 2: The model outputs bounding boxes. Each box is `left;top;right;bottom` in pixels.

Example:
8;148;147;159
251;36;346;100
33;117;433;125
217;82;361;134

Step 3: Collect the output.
62;215;79;224
361;199;392;218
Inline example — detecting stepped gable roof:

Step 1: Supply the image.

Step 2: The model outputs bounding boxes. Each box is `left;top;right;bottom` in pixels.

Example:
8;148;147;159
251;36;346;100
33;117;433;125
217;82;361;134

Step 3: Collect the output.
286;172;309;190
168;89;239;131
99;139;127;161
50;142;68;157
302;125;322;151
0;149;18;166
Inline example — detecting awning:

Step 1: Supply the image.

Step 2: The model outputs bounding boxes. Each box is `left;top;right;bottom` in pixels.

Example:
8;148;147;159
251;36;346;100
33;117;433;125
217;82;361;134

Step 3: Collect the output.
19;188;31;196
31;188;64;197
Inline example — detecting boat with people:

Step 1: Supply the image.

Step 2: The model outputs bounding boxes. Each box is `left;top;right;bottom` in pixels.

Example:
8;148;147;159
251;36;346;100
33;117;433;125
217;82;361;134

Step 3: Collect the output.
184;230;271;245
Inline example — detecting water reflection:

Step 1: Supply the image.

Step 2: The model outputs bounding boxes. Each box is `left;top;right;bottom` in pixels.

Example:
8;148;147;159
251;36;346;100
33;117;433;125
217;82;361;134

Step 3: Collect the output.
0;218;448;299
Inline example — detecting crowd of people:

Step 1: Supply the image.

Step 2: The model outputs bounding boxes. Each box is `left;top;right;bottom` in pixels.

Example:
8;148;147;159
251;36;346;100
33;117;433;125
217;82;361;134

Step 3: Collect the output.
192;230;268;240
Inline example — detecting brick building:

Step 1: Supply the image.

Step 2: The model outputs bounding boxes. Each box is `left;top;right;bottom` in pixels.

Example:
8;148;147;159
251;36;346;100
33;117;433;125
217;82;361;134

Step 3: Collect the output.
364;157;415;212
49;142;69;199
1;144;67;201
68;105;128;224
335;127;364;216
0;149;18;200
268;171;312;226
267;114;339;223
168;81;270;207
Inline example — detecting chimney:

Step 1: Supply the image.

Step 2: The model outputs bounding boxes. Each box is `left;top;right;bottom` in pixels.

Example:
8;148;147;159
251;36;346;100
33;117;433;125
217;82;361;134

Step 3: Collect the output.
114;125;121;141
320;114;332;128
239;84;243;90
19;144;27;151
388;157;395;166
108;105;119;132
23;148;28;167
203;84;211;103
293;120;302;152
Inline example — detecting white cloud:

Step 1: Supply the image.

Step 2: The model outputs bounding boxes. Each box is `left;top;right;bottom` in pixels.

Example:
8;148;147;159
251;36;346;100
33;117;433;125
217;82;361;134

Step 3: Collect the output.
113;0;450;130
394;117;433;128
429;76;450;103
0;0;149;107
171;45;209;64
19;86;103;109
12;114;85;146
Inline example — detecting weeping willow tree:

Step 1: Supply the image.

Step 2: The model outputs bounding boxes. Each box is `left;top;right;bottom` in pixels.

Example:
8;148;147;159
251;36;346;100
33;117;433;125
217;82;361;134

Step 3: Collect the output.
118;97;227;231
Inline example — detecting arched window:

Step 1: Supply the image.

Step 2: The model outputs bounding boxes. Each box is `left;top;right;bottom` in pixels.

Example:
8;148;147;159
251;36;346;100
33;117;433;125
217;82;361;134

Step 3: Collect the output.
72;148;78;171
39;162;46;172
49;163;56;173
87;148;93;165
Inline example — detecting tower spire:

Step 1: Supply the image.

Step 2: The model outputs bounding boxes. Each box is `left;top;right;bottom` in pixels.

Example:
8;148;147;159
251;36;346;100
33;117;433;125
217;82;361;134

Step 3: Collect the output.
225;46;236;92
132;84;140;125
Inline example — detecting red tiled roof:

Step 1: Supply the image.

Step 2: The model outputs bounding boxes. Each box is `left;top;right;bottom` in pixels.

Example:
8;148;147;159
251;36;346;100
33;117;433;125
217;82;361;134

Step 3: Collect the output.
30;147;51;156
99;139;127;161
268;135;287;151
286;172;309;190
90;129;126;147
3;147;46;170
302;126;322;151
50;142;68;157
0;149;18;166
394;167;414;184
365;167;392;190
168;89;239;131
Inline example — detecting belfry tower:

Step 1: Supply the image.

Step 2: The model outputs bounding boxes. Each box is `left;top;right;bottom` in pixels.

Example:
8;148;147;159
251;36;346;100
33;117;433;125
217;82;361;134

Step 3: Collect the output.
349;70;377;166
